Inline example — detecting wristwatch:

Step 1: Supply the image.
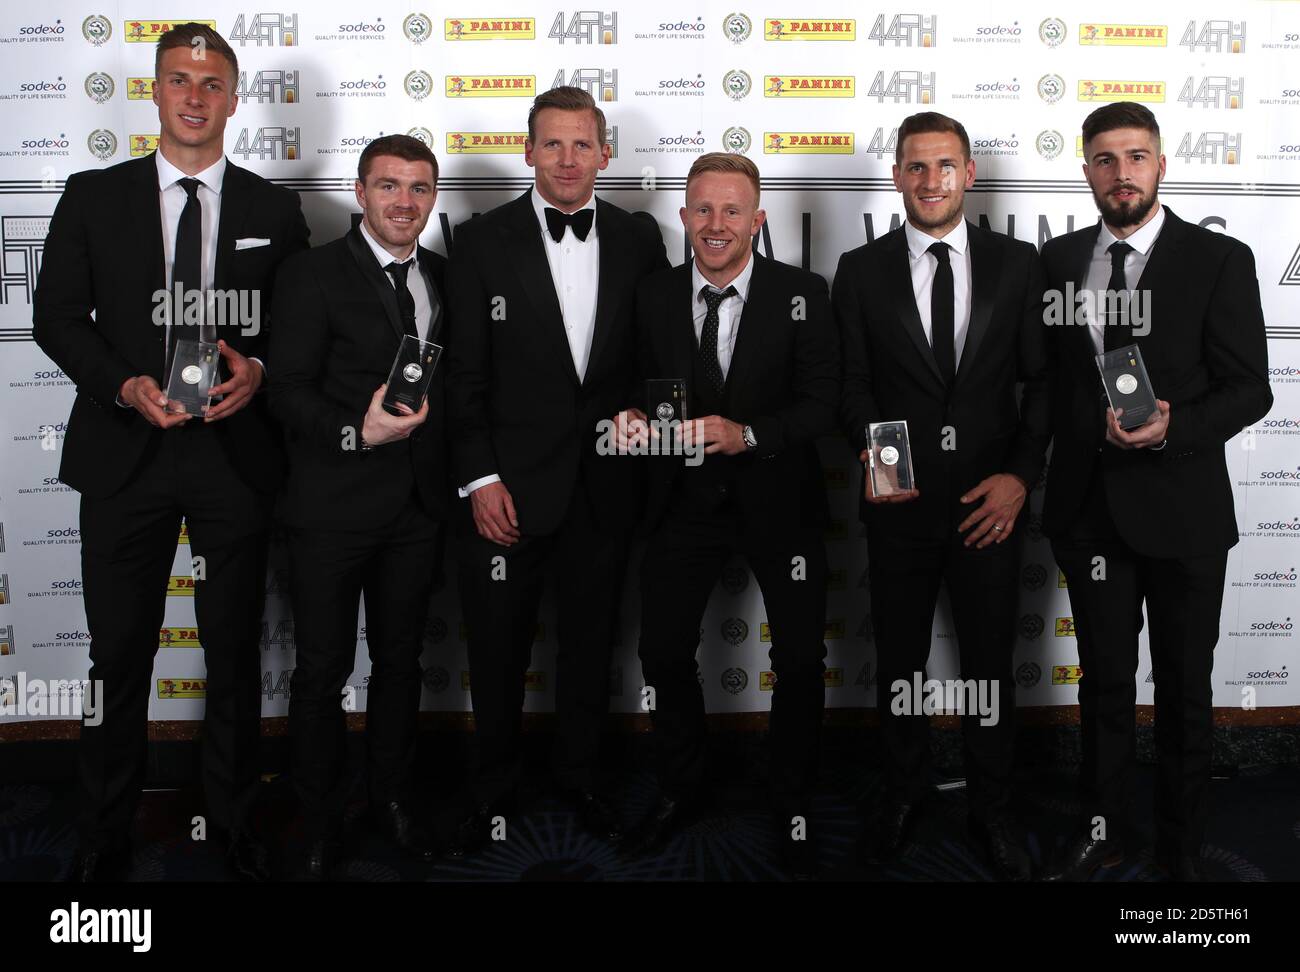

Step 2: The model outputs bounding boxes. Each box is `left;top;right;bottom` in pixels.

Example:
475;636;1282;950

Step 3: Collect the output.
742;425;758;450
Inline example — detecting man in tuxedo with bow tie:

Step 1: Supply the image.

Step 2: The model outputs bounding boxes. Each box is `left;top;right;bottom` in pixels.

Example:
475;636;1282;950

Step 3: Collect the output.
269;135;450;879
614;153;839;878
835;112;1051;880
445;86;668;852
32;23;309;881
1039;103;1272;882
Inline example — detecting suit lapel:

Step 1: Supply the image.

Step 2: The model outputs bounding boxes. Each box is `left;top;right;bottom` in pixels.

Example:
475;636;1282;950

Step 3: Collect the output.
504;190;578;386
214;160;252;292
1065;222;1103;363
670;264;696;383
888;230;945;388
344;226;405;341
1130;207;1184;343
724;254;766;395
129;155;166;295
416;247;444;344
585;198;624;384
954;221;1000;388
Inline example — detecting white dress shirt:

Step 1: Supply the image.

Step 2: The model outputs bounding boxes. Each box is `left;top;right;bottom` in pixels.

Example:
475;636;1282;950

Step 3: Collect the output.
462;187;601;497
904;218;973;366
1083;204;1165;354
358;220;435;343
691;251;755;380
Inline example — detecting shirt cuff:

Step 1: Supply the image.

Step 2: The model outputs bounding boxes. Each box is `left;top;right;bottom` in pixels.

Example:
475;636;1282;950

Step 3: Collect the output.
250;356;266;379
458;474;502;499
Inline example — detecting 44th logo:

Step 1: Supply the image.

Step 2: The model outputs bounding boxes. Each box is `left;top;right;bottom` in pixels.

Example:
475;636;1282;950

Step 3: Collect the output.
549;10;617;44
232;126;300;160
236;69;299;103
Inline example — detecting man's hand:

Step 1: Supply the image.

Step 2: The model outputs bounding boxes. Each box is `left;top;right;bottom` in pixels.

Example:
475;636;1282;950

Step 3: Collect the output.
359;383;427;447
858;448;920;505
612;407;651;451
1106;399;1170;450
958;473;1027;548
203;340;263;422
119;374;192;429
678;415;747;456
470;481;520;547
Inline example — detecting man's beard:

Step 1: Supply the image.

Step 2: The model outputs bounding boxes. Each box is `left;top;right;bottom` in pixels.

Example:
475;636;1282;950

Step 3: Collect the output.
1093;185;1157;228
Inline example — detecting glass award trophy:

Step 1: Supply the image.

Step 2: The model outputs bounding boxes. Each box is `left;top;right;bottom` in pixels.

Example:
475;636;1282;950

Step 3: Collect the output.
164;339;220;416
646;379;688;424
1096;343;1157;431
867;420;915;498
382;335;442;415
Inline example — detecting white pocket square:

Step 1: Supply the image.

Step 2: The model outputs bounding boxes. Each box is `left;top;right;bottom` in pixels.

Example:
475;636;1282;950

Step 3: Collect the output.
235;237;271;250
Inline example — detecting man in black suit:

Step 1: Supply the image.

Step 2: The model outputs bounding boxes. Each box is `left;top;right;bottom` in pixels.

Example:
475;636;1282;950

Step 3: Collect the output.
32;24;309;881
616;153;839;878
445;86;667;851
835;112;1050;880
268;135;448;879
1039;103;1272;882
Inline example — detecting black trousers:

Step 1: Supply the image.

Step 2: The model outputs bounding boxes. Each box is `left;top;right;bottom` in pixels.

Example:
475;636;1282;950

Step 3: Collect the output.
456;476;628;804
78;423;270;850
1051;475;1227;858
867;522;1022;820
286;499;439;834
638;502;828;810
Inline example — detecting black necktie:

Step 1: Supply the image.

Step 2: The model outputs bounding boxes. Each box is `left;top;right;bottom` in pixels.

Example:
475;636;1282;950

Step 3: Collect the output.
928;241;956;385
544;206;594;243
384;261;419;338
698;285;737;397
166;177;203;372
1104;241;1135;351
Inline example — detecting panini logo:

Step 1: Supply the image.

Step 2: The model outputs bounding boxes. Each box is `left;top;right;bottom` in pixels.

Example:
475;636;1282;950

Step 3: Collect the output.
445;75;536;97
157;678;206;698
444;18;535;40
1078;80;1166;103
125;78;156;100
1078;24;1167;46
1052;665;1082;685
446;131;527;154
764;19;856;41
764;76;854;97
1055;617;1076;637
129;134;161;156
124;19;217;42
158;627;201;648
166;575;196;596
764;132;855;153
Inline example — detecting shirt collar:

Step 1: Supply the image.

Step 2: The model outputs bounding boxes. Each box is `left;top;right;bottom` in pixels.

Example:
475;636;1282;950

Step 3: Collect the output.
359;219;416;266
155;147;226;195
531;185;597;238
905;217;968;263
1098;203;1165;256
692;250;754;304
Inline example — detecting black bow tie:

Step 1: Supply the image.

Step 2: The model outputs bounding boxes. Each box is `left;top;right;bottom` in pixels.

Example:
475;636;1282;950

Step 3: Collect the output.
544;206;594;244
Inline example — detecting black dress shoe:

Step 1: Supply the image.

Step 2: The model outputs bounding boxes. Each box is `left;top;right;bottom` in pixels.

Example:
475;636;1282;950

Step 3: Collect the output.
865;800;919;863
299;836;342;882
66;845;130;883
1041;832;1125;882
968;816;1032;882
568;791;624;844
374;801;436;862
1159;854;1203;883
223;830;271;882
622;795;693;859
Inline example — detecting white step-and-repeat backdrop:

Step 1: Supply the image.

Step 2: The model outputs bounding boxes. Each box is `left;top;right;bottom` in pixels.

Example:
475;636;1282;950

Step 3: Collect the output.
0;2;1296;723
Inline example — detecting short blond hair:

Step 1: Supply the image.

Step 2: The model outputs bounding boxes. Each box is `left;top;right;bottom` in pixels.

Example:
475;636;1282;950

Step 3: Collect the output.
686;152;761;204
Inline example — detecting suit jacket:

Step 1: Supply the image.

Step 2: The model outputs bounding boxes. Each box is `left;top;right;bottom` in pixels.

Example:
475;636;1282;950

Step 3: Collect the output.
1040;207;1272;557
445;189;668;535
836;220;1051;538
32;153;309;498
268;228;450;531
637;255;840;536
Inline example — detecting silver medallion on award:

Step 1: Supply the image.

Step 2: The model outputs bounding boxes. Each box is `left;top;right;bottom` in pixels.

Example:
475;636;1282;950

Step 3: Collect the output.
646;378;688;424
867;420;915;497
383;334;443;415
1096;343;1157;431
164;339;220;415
